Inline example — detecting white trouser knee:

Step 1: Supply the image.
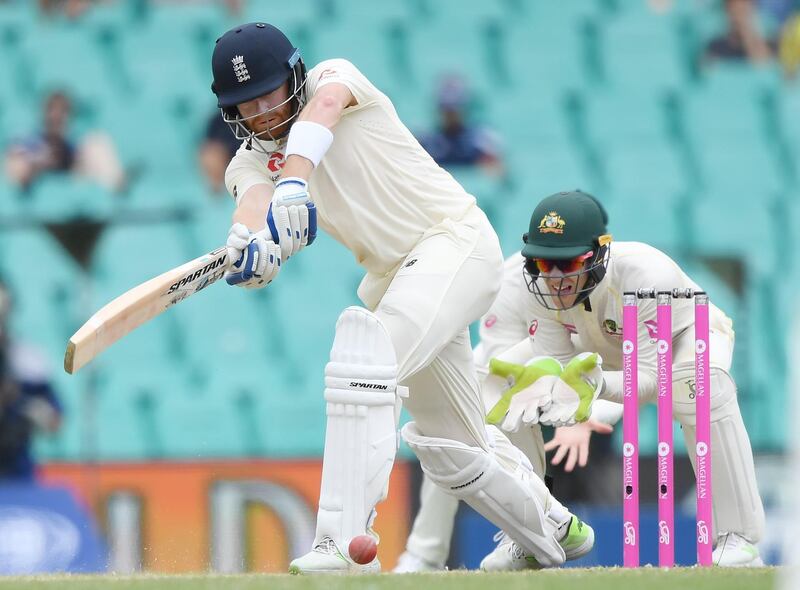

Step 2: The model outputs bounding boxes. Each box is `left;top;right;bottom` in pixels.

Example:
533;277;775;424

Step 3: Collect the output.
402;422;567;566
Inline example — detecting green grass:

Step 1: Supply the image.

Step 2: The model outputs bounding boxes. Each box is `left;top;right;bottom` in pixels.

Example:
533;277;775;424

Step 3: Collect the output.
0;568;780;590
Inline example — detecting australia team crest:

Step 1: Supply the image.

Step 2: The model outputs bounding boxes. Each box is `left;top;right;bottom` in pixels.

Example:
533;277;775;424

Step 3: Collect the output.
538;211;566;234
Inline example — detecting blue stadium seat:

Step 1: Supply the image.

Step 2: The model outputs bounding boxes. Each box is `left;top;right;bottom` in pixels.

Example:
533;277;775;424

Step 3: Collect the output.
184;363;326;458
410;0;508;24
117;18;208;105
244;0;320;28
595;8;687;92
96;98;197;179
499;23;587;93
737;276;785;449
448;167;508;227
152;365;249;458
124;173;203;210
408;19;510;96
24;23;122;105
582;89;672;146
173;270;277;368
684;65;781;141
601;143;687;249
523;1;600;28
310;22;408;98
92;363;195;458
2;227;81;359
688;187;781;268
695;143;783;194
28;176;115;222
0;98;39;144
189;192;236;253
0;175;25;219
779;85;800;170
503;140;597;222
88;220;196;366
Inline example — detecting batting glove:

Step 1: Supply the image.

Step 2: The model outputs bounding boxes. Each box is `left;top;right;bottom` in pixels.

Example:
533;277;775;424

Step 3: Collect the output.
267;177;317;261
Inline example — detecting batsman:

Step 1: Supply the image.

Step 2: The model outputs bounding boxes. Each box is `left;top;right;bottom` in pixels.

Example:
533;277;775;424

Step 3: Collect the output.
209;23;593;574
397;190;765;570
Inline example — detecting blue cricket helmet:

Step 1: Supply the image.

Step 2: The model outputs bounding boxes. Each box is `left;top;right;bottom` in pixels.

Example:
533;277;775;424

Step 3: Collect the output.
211;22;307;148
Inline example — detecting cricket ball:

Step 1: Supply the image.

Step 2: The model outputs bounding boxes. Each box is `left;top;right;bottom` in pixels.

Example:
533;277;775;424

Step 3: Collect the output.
348;534;378;565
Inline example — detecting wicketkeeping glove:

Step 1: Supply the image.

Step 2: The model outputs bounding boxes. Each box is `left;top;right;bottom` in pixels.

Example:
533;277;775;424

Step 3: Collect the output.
539;352;604;427
485;356;563;432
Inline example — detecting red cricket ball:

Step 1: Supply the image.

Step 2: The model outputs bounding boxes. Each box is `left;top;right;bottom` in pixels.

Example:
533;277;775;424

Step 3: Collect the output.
348;534;378;565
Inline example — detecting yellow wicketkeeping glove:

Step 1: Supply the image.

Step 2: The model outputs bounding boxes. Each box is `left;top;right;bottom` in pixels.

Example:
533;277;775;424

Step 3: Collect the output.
485;357;563;432
539;352;604;427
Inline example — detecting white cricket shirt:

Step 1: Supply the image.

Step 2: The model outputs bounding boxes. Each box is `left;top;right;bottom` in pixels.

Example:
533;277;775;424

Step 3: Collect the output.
224;59;477;279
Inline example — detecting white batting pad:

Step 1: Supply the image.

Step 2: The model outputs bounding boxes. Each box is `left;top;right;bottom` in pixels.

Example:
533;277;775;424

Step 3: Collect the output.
401;422;566;566
315;307;400;549
673;364;765;543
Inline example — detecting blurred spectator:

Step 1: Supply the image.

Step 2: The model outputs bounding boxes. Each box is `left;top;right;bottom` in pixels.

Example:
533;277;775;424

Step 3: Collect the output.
647;0;676;15
38;0;91;20
0;282;62;481
703;0;777;65
4;90;126;192
152;0;244;17
779;10;800;78
221;0;245;17
417;76;504;176
199;112;241;194
759;0;798;26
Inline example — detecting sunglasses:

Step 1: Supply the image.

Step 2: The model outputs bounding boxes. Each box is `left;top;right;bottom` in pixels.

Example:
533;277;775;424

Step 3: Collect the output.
527;251;594;275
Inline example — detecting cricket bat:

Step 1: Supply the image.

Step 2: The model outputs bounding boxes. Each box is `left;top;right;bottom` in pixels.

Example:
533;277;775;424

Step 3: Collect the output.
64;246;229;374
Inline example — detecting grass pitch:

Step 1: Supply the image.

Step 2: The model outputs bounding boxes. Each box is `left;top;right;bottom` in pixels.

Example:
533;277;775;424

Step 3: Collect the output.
0;568;780;590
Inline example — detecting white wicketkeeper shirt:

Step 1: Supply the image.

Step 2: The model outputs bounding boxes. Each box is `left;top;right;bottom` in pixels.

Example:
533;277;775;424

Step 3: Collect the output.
476;241;735;403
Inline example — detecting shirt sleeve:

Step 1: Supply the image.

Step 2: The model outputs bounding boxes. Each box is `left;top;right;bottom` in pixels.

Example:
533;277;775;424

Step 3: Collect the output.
602;296;658;404
528;313;576;365
475;257;531;367
224;150;272;206
305;59;380;111
601;249;687;404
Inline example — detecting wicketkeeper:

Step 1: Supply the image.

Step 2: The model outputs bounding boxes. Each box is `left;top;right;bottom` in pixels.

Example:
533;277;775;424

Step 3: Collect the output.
397;190;765;570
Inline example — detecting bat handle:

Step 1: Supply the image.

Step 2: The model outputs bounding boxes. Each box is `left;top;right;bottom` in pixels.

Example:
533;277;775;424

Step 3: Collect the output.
226;242;257;285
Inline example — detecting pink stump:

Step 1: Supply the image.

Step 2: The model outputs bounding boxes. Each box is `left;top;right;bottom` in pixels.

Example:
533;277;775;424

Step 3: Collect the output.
656;292;674;567
622;292;639;567
694;292;713;566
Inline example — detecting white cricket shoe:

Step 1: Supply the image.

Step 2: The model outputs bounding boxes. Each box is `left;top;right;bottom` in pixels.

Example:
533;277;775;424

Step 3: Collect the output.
480;516;594;572
392;551;446;573
480;531;536;571
713;533;764;567
289;536;381;575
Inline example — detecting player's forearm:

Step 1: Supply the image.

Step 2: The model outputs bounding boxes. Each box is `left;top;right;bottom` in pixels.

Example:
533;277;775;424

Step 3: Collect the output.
281;83;353;179
591;399;623;425
281;154;314;179
233;187;270;231
601;369;658;404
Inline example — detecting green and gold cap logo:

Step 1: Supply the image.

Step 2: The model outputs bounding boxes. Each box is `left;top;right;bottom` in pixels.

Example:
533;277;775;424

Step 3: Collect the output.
538;211;566;234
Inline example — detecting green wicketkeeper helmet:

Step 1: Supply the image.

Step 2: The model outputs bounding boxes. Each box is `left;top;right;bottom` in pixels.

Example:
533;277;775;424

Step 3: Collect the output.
521;190;613;310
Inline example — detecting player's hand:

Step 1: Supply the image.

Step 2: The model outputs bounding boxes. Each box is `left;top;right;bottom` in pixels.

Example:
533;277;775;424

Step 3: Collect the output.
539;352;604;427
267;177;317;261
543;419;614;472
224;223;281;289
485;357;562;432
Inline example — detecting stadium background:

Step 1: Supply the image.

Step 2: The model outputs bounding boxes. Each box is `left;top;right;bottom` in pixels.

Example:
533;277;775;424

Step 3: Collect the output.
0;0;797;576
